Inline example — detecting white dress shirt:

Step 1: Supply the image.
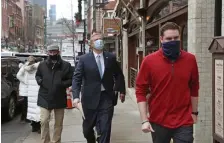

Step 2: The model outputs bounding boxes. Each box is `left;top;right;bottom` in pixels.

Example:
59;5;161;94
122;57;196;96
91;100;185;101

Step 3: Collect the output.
93;51;105;91
93;51;105;74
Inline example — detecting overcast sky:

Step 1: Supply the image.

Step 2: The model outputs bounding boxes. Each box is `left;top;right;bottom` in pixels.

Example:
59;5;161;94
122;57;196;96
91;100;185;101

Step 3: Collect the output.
47;0;78;20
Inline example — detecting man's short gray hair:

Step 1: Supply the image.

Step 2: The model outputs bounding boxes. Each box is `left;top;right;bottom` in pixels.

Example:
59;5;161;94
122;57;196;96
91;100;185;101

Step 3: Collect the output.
91;32;103;41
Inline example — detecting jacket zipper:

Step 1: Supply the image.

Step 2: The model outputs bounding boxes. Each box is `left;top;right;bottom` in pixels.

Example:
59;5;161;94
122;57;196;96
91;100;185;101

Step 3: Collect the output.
51;63;56;85
52;69;56;85
52;63;56;69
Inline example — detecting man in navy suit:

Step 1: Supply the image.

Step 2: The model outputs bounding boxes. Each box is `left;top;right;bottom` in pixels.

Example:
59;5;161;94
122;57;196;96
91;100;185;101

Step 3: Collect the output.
72;32;126;143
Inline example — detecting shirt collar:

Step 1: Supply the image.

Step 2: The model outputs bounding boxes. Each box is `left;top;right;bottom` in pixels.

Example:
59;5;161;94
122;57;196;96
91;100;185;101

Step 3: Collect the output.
93;51;103;58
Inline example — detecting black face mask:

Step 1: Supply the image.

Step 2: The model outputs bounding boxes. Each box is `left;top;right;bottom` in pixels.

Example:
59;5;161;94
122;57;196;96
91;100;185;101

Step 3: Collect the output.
49;54;58;61
162;40;180;61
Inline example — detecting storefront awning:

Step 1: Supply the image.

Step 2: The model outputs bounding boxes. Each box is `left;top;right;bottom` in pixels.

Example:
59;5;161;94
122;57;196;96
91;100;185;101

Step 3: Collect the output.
146;5;187;30
113;0;140;25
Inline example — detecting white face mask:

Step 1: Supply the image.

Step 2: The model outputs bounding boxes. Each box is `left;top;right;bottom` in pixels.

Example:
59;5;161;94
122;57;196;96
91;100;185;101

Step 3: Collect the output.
93;39;104;50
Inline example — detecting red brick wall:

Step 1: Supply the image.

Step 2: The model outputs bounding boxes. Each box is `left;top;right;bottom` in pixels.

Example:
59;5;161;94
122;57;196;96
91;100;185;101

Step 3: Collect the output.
1;0;9;37
8;0;16;37
6;0;23;41
15;4;22;39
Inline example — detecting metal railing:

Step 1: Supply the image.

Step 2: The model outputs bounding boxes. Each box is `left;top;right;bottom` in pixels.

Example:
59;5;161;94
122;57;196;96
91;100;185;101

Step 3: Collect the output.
129;67;137;88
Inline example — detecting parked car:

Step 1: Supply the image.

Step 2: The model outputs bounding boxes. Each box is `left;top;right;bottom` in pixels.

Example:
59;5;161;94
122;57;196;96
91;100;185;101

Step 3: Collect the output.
62;56;75;67
1;56;24;120
14;53;48;63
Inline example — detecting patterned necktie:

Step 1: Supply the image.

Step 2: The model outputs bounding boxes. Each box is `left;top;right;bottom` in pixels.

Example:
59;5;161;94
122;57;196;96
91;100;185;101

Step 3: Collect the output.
96;55;103;78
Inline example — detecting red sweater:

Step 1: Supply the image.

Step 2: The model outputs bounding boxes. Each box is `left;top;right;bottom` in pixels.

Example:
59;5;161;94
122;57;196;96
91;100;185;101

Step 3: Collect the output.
136;49;199;128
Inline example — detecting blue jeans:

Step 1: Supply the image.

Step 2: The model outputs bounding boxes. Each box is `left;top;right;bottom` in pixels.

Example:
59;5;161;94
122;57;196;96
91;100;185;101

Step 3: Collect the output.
151;123;194;143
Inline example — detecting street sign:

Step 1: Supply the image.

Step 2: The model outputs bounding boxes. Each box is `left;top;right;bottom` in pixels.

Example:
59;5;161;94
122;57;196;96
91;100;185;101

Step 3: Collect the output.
77;33;83;41
103;18;121;36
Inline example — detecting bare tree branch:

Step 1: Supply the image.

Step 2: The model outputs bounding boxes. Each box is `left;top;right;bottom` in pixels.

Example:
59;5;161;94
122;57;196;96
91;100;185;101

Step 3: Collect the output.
59;18;73;34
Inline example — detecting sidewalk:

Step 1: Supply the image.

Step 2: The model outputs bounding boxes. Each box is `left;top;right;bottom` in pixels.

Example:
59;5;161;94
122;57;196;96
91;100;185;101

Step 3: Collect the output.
20;95;152;143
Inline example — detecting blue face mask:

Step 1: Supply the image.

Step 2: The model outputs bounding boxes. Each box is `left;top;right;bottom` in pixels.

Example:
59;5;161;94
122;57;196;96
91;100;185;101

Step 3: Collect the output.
94;39;104;50
162;40;180;61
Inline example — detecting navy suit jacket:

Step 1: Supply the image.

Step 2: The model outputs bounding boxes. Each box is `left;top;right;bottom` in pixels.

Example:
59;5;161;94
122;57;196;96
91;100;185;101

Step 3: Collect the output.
72;52;125;109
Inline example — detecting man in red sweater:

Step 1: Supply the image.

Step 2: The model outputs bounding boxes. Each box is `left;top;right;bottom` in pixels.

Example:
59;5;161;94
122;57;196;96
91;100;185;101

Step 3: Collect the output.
136;22;199;143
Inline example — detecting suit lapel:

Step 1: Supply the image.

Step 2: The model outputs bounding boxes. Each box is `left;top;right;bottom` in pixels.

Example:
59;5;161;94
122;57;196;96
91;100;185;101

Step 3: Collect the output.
90;51;108;79
103;51;108;70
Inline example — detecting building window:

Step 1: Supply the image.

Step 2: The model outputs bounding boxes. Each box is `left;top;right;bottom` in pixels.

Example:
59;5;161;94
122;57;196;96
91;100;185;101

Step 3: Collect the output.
171;0;188;12
153;0;188;21
104;13;109;17
9;16;14;28
36;28;40;36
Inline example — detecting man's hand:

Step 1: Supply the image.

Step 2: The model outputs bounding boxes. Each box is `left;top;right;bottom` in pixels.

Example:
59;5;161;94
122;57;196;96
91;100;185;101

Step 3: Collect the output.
73;98;80;108
142;122;155;133
120;94;125;103
192;114;198;124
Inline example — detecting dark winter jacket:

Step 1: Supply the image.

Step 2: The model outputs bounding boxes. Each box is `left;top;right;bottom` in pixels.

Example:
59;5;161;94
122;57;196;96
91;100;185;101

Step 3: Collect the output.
35;56;73;109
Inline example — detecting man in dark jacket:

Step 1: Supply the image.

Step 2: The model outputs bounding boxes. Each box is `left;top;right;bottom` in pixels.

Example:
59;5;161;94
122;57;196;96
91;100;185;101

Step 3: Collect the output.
35;45;73;143
72;33;126;143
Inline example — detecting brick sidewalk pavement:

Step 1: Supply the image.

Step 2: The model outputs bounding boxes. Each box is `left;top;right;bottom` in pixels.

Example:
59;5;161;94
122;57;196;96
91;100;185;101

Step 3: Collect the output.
19;96;152;143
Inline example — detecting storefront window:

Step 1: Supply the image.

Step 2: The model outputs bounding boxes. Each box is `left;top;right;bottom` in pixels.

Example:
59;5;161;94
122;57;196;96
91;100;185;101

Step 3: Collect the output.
145;38;159;55
172;0;188;12
153;0;188;22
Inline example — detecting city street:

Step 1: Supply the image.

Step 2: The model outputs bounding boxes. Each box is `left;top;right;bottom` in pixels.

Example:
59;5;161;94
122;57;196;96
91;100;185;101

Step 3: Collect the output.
1;113;31;143
2;0;223;142
21;95;152;143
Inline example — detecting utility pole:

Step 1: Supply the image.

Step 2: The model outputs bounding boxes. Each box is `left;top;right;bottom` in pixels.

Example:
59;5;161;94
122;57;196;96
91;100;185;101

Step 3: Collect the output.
71;0;75;56
44;16;47;47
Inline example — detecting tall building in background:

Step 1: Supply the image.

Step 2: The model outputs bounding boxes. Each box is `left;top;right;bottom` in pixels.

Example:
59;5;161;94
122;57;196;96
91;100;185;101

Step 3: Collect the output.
49;5;56;22
28;0;47;13
32;4;45;46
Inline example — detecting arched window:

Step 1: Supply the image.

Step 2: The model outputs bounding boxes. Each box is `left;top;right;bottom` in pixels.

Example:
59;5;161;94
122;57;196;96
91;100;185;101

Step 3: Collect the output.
151;0;188;22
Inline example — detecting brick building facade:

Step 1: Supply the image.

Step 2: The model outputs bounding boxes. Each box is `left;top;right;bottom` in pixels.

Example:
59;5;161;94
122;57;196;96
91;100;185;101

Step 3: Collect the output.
15;4;23;41
87;0;117;34
1;0;23;44
32;4;45;45
1;0;45;47
1;0;9;38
